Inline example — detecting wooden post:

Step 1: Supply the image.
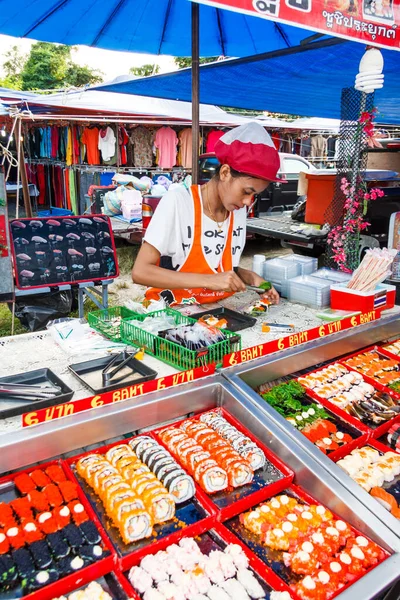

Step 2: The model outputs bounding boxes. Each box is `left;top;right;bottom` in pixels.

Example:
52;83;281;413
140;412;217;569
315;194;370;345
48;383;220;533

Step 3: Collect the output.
191;2;200;185
14;122;32;218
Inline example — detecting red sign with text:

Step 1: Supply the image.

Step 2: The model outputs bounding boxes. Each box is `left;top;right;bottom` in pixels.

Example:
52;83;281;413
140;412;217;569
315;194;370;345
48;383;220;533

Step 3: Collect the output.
222;310;381;367
22;364;216;428
192;0;399;50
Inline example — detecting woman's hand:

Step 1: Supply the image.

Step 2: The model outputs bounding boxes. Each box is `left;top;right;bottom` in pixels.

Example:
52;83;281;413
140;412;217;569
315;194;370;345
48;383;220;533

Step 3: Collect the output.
262;286;280;305
204;271;246;293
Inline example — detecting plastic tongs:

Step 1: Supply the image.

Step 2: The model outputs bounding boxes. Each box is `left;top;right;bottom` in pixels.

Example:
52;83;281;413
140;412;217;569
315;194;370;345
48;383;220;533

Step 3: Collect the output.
0;382;61;400
246;285;267;294
102;350;135;387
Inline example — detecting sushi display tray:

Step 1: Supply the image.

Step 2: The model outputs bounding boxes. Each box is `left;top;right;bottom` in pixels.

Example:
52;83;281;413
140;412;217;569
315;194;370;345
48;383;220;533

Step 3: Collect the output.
152;407;294;520
301;358;400;439
191;307;257;332
66;438;217;567
46;570;131;600
332;438;400;526
0;368;74;419
379;339;400;362
0;459;115;600
121;522;291;600
68;354;158;394
224;485;390;600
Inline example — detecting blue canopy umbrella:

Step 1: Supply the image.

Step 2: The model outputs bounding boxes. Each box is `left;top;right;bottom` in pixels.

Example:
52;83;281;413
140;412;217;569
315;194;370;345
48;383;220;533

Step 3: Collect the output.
0;0;309;56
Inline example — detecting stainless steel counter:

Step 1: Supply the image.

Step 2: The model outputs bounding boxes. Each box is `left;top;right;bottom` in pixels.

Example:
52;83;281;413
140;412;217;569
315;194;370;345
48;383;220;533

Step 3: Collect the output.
223;312;400;541
1;375;399;598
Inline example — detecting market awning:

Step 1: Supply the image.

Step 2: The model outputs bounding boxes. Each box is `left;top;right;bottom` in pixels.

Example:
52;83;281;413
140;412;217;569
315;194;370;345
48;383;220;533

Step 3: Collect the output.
93;39;400;124
0;0;308;56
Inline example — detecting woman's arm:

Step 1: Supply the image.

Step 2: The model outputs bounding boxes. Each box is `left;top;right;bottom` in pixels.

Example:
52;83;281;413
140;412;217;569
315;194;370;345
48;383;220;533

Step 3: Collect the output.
132;242;246;292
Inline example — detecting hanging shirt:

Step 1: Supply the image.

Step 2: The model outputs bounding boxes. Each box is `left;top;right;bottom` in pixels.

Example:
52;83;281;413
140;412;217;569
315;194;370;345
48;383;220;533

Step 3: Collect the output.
311;135;328;159
206;130;225;153
97;126;116;163
119;126;129;165
130;126;154;167
144;185;246;271
154;126;178;169
179;128;193;168
81;127;100;165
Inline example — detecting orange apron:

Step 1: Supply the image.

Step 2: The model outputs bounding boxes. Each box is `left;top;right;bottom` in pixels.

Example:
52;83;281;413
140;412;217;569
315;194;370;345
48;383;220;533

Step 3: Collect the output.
145;185;235;306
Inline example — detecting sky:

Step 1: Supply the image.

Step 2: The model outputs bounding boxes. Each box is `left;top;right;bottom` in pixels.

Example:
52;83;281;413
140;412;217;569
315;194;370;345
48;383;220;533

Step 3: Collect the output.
0;34;178;82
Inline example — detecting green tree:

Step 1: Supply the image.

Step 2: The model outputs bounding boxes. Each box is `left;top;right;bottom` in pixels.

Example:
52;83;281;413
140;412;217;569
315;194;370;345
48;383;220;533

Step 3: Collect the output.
0;45;26;89
129;64;160;77
18;42;103;91
174;56;220;69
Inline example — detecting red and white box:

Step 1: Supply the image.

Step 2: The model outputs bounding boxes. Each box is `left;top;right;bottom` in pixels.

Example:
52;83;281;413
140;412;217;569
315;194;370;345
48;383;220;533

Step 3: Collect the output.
330;282;396;312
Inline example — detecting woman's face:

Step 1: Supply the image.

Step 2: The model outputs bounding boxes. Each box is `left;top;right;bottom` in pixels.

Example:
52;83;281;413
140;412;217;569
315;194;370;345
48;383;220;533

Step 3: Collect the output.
217;164;270;212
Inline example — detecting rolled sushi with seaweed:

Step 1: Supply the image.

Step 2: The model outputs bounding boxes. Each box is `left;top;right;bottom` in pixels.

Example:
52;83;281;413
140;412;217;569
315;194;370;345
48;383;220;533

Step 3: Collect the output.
29;539;53;569
21;568;58;592
47;531;70;559
0;554;18;590
162;469;195;504
12;547;36;578
56;554;85;576
79;520;101;545
62;523;84;548
78;543;103;563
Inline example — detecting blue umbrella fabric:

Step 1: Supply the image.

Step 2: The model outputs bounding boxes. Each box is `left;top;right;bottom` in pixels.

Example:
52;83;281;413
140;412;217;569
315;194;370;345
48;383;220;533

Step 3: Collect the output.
0;0;310;56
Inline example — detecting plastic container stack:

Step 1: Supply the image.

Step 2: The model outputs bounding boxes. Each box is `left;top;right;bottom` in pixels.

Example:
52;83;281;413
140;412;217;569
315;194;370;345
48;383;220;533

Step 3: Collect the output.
288;274;332;308
263;258;301;297
313;268;352;284
278;254;318;276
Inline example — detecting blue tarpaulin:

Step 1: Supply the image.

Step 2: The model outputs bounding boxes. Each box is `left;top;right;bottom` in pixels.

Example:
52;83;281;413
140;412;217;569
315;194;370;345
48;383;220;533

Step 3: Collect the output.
94;39;400;124
0;0;308;56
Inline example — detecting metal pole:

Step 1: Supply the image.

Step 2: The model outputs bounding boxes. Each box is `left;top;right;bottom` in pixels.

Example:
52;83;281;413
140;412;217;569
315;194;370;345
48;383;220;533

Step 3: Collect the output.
191;1;200;185
14;121;33;218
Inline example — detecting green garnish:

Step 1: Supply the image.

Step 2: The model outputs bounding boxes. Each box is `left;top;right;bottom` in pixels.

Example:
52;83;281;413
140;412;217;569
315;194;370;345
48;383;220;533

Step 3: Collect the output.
259;281;272;290
261;380;330;427
388;381;400;393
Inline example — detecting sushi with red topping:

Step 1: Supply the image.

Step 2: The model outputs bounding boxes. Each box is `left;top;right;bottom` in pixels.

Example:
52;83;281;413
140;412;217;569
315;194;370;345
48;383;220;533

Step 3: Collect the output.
29;470;51;489
0;531;10;554
22;521;43;544
6;526;25;549
68;501;88;526
58;481;78;503
54;506;71;529
27;490;49;513
37;511;58;535
0;503;15;528
45;465;67;484
10;497;33;521
43;484;63;507
14;473;36;495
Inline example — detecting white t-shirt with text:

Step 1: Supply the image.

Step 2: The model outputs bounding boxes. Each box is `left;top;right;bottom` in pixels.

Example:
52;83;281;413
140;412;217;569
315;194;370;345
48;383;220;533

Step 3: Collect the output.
143;186;246;271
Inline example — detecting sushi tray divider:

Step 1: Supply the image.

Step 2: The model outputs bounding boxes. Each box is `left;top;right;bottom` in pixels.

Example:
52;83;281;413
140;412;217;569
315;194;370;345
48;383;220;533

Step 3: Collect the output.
65;438;217;568
377;343;400;363
0;368;74;420
151;407;294;521
337;346;400;401
302;360;400;439
120;521;292;600
0;458;116;600
223;484;390;600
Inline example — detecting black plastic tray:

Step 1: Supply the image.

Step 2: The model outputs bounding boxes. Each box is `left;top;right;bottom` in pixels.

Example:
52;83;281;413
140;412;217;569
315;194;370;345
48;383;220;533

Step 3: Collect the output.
192;307;257;332
0;368;74;419
68;355;158;393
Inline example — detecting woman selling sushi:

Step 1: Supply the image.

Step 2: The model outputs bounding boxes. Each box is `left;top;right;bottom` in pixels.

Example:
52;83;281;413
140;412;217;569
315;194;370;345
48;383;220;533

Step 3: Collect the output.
132;122;282;306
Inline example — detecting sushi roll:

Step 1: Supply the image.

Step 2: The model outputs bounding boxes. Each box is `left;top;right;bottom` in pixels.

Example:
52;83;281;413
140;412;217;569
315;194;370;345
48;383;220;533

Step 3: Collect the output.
30;539;53;569
29;469;51;489
14;473;36;495
105;443;133;465
22;521;43;545
10;497;33;521
76;454;103;477
163;470;195;504
225;461;254;488
46;531;70;559
145;490;175;524
132;437;157;460
54;505;71;529
78;543;103;563
28;490;50;513
236;568;265;599
119;509;153;544
43;483;64;507
58;480;78;503
37;511;59;535
79;520;101;545
148;450;172;471
196;460;228;493
112;495;145;523
129;565;153;594
57;555;84;575
0;554;18;590
6;526;25;549
12;547;35;578
0;503;16;529
221;577;251;600
45;465;67;484
68;501;89;526
0;531;10;555
62;523;84;548
207;585;232;600
21;568;58;592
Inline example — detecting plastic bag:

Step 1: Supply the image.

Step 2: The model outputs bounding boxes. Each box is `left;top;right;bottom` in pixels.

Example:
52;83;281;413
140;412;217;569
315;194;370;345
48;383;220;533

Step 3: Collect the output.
10;290;73;332
47;317;126;354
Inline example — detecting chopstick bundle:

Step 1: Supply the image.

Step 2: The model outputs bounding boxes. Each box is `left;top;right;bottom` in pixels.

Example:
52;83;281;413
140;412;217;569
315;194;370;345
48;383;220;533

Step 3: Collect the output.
347;248;397;292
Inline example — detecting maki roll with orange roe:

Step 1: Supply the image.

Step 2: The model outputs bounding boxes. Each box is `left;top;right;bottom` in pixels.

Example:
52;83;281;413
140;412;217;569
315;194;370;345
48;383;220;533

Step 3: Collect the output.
37;511;58;535
0;502;15;528
22;521;43;544
54;505;71;529
0;531;10;554
58;480;78;503
10;498;33;521
6;526;25;549
45;465;67;484
14;473;36;495
293;575;328;600
29;469;51;489
68;501;88;526
27;490;49;513
43;484;63;507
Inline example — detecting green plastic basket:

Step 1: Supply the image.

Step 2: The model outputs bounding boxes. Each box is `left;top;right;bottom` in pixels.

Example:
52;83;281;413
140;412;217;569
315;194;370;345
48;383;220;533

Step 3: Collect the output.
120;308;241;370
88;306;139;341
